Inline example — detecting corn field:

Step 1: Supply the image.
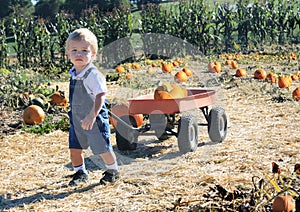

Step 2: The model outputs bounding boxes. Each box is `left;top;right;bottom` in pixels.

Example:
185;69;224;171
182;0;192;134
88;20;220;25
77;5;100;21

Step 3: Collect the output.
0;0;299;72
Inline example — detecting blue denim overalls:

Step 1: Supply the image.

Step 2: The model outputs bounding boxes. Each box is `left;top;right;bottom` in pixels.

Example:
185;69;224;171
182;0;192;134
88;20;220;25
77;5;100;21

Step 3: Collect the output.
68;67;111;154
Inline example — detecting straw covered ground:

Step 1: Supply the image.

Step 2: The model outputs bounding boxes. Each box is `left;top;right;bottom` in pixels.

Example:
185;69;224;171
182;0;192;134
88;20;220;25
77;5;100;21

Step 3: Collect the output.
0;57;300;211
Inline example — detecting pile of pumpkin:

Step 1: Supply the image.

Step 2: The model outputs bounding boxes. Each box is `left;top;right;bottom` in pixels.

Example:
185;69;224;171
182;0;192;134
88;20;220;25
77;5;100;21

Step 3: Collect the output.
115;57;193;83
22;91;68;125
208;54;300;101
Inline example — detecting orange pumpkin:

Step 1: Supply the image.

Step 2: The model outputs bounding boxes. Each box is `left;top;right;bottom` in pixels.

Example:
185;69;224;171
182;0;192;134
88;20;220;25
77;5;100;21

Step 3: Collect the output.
174;70;188;83
231;60;238;69
23;105;45;125
162;63;173;73
278;75;291;88
292;87;300;101
182;67;193;76
272;195;295;212
208;62;215;72
172;61;179;67
266;72;278;83
109;102;143;128
225;59;232;65
291;74;298;81
214;61;222;73
154;83;187;100
254;69;267;80
49;92;68;107
125;73;132;80
131;63;140;69
116;65;125;73
235;69;247;77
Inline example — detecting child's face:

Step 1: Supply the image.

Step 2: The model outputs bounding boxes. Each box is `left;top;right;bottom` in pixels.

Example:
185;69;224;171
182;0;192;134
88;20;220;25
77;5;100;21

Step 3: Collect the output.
66;39;96;70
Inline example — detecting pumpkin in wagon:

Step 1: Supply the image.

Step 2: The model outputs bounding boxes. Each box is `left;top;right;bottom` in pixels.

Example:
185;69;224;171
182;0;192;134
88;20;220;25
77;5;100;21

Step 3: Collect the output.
23;105;46;125
154;83;187;100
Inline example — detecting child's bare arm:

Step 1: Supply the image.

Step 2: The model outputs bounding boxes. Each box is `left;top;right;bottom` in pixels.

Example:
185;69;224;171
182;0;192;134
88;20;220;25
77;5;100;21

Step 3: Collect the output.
81;92;106;130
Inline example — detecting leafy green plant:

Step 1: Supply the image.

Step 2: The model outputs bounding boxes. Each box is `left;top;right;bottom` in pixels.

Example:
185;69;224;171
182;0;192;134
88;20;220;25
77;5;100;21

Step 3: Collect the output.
0;20;9;68
0;69;53;109
22;114;69;135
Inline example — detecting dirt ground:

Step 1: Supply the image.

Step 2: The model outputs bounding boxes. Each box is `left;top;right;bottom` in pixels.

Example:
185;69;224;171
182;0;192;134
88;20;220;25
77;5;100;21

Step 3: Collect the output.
0;61;299;211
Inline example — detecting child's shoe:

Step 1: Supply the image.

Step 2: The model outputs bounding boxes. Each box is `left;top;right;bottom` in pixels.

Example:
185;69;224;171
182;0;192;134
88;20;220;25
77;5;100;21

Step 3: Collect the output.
100;169;119;185
68;170;88;186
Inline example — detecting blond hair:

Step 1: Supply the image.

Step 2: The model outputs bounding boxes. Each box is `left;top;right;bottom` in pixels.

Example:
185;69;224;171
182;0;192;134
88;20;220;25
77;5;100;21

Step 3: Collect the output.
66;28;98;54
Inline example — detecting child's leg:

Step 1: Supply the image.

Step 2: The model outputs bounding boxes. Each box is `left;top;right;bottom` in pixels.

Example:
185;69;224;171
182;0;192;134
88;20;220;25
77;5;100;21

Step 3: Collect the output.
100;151;117;167
70;148;84;167
69;148;88;186
99;151;120;184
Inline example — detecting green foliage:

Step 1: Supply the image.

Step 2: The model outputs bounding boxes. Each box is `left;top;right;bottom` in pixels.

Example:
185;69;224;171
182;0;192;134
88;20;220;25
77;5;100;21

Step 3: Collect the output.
22;114;69;135
0;0;33;19
0;20;9;68
34;0;64;20
0;68;53;109
140;0;300;55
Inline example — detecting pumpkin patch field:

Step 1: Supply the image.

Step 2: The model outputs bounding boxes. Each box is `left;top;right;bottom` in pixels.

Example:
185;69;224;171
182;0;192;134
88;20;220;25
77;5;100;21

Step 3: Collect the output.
0;48;300;211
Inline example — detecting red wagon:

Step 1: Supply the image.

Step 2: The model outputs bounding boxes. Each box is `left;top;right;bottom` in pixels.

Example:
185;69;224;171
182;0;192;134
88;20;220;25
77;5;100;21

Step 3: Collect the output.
109;88;227;153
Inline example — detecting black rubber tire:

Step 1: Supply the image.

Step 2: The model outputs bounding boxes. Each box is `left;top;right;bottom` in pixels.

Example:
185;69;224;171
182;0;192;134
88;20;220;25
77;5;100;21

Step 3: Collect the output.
208;107;227;143
115;115;138;151
149;114;169;140
177;113;198;153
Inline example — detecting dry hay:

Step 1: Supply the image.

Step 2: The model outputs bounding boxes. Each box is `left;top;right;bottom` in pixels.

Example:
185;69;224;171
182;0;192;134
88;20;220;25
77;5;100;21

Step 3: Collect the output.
1;70;300;211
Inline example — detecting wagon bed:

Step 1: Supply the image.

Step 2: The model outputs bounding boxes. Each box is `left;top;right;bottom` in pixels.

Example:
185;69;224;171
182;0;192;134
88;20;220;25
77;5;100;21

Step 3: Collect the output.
128;89;216;114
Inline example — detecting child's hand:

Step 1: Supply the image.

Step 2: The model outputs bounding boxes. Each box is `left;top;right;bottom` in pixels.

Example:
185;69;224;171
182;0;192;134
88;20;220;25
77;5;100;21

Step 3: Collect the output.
80;114;96;130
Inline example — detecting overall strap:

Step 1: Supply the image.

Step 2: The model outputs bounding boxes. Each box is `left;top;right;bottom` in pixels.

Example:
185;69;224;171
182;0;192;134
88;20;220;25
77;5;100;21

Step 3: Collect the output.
82;66;96;79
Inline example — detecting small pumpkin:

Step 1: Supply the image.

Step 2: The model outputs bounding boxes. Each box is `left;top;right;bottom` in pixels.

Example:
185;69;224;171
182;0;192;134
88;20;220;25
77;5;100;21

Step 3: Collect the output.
272;195;295;212
182;67;193;76
214;61;222;73
292;87;300;101
174;70;188;83
172;61;179;67
23;105;46;125
154;83;187;100
291;74;298;81
109;102;143;128
49;92;68;107
231;60;238;69
208;62;215;72
235;69;247;77
254;69;267;80
225;59;232;65
116;65;125;73
266;72;278;84
162;63;173;73
278;75;291;88
131;63;140;69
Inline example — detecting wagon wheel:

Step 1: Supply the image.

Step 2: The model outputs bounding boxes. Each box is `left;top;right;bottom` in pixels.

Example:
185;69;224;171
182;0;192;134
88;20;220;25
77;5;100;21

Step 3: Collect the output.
149;114;169;140
115;115;138;151
208;107;227;143
177;113;198;153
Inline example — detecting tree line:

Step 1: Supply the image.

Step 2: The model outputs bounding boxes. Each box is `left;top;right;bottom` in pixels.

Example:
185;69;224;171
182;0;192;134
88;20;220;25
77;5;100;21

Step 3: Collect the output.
0;0;163;20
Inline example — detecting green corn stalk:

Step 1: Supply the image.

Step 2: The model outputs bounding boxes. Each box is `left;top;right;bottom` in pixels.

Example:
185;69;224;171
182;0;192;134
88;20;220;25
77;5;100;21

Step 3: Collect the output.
0;20;9;68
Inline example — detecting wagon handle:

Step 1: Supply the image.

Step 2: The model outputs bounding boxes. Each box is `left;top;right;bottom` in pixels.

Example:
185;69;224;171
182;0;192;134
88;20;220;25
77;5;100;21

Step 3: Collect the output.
107;110;140;131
